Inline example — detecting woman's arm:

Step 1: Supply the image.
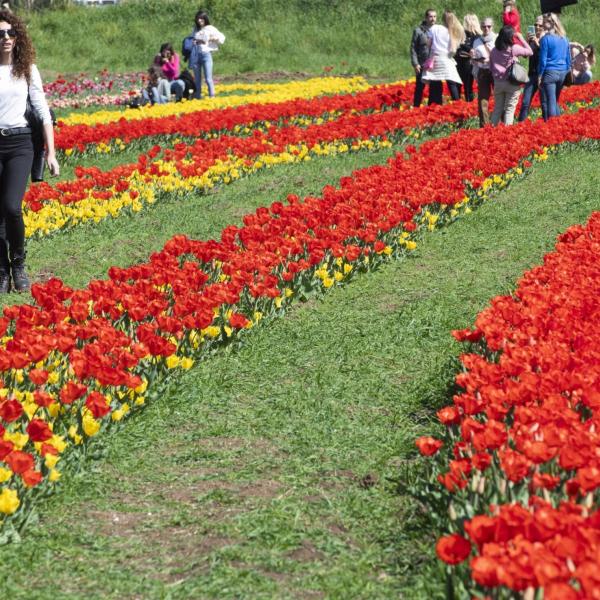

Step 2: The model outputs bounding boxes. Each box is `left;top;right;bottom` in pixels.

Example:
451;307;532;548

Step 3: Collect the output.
513;41;533;57
538;35;548;78
208;25;225;44
29;66;59;176
42;122;59;176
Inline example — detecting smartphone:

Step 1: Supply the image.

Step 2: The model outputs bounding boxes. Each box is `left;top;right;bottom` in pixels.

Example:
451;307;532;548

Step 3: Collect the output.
527;25;535;35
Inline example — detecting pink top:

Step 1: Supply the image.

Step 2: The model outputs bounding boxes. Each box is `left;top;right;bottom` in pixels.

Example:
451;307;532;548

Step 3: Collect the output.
503;7;521;33
490;42;533;80
153;53;181;81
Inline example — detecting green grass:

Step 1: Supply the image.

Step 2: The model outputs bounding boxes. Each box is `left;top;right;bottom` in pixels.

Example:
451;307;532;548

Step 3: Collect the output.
18;0;598;79
1;143;599;598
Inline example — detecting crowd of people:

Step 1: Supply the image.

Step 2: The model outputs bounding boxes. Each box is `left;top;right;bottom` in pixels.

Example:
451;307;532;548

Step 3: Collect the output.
410;2;595;126
141;9;225;106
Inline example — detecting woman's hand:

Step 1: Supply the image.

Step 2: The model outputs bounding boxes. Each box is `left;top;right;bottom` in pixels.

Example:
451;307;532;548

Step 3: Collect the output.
46;151;59;177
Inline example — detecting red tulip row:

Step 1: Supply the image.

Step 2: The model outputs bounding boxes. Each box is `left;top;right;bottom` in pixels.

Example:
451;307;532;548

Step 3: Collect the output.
28;81;600;220
55;80;600;157
26;98;478;216
417;174;600;595
55;80;419;153
2;100;599;533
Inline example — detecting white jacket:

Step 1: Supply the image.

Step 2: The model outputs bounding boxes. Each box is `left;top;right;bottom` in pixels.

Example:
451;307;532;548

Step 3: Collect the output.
193;25;226;53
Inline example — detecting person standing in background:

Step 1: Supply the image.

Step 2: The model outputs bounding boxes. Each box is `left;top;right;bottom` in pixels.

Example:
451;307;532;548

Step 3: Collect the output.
538;12;571;120
471;18;497;126
489;26;532;126
421;10;465;104
455;14;481;101
410;8;441;107
518;15;545;121
503;0;521;33
188;10;225;100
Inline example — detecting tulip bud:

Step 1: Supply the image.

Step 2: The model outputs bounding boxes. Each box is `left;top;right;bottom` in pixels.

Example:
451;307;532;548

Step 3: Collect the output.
523;587;535;600
498;478;507;496
477;476;486;495
448;502;458;521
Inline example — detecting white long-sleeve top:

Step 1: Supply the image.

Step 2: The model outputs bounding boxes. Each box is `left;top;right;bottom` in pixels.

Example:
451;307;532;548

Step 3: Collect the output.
193;25;226;53
0;64;52;129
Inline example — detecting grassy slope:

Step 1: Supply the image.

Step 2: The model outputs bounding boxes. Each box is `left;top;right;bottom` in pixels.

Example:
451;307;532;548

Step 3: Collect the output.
0;144;599;598
20;0;598;78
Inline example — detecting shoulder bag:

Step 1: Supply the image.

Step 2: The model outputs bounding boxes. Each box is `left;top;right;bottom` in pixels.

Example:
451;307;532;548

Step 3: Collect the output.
24;95;57;182
507;48;529;85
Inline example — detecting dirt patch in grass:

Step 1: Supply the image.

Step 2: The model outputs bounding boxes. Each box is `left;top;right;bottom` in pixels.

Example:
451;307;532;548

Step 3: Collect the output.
216;71;313;83
86;508;240;583
286;540;325;563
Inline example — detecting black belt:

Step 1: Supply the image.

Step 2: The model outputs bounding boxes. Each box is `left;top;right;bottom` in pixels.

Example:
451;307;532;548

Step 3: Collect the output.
0;127;32;137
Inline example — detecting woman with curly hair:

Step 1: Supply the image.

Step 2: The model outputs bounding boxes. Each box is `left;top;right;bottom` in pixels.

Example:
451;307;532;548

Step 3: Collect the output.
0;9;58;293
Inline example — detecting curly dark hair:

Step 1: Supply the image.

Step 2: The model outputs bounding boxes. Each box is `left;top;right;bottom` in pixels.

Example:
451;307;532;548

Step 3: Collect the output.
0;9;35;82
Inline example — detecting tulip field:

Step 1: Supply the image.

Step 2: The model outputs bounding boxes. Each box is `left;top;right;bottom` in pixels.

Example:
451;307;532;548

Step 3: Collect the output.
1;73;600;597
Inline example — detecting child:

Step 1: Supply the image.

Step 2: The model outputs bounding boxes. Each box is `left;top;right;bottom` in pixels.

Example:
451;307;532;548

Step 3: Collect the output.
142;66;170;105
503;0;521;34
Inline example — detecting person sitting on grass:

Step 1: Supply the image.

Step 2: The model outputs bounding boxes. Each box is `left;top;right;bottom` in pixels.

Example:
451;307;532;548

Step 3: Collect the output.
154;42;185;102
141;65;170;105
571;42;595;85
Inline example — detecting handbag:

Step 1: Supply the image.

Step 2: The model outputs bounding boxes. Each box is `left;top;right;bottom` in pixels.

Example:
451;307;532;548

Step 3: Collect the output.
423;56;435;71
507;60;528;85
24;95;56;183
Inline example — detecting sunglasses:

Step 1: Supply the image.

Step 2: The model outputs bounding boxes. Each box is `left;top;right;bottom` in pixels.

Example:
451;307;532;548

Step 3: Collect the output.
0;29;16;39
482;25;492;29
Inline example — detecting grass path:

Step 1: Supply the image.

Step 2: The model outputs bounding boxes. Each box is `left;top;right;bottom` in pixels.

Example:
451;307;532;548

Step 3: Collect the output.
1;146;599;599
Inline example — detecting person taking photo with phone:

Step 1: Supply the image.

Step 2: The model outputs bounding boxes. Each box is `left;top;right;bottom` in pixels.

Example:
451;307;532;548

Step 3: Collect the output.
0;9;58;294
518;16;545;121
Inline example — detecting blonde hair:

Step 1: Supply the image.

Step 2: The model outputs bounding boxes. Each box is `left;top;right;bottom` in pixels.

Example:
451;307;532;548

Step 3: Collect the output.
444;11;466;52
544;12;566;37
463;14;482;36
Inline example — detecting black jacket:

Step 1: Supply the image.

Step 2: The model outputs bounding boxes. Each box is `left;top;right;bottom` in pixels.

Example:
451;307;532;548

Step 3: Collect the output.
410;22;430;67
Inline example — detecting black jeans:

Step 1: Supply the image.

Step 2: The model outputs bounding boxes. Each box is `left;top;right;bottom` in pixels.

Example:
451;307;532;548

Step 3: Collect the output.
414;69;444;107
456;57;475;101
0;134;34;259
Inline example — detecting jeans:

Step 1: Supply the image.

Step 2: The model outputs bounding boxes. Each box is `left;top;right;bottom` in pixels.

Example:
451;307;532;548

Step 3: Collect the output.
170;79;185;101
192;52;214;99
414;68;425;107
541;70;567;120
0;134;34;258
518;76;541;122
446;81;460;101
574;71;592;85
426;80;444;105
456;57;475;101
142;85;168;105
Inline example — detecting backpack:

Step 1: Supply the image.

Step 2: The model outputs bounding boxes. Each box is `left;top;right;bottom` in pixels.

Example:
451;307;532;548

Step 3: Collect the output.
182;36;194;61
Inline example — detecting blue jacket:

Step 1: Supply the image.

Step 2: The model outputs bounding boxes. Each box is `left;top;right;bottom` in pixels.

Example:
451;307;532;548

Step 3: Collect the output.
538;34;571;76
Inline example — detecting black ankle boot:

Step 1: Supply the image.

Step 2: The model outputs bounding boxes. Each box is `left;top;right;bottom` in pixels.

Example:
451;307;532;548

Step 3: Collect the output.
0;241;10;294
9;249;30;293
